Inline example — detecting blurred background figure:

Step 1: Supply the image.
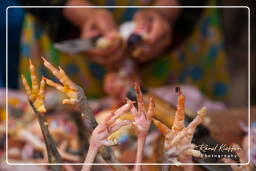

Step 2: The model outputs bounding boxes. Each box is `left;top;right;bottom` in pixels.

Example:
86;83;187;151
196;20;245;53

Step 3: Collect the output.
2;0;254;107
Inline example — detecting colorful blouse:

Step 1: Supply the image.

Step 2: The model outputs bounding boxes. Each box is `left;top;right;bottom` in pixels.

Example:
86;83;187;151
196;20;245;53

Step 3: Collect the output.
18;0;229;101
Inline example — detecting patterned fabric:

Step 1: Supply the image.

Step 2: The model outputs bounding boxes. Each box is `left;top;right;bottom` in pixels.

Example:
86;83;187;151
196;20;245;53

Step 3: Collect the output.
19;1;229;100
141;7;229;100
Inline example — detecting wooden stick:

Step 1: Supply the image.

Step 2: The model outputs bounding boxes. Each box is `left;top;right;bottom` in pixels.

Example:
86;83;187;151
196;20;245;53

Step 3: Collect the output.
29;101;62;171
70;111;90;156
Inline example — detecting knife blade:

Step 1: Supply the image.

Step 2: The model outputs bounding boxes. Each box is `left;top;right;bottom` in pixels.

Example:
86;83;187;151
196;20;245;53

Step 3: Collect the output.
54;38;96;54
54;21;137;54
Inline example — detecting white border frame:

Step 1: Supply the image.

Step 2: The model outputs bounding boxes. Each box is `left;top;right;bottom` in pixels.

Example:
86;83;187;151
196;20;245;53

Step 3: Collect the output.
6;6;251;166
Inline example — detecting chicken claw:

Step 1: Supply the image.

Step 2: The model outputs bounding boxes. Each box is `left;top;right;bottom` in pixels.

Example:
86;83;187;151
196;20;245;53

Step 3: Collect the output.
21;59;62;167
42;57;84;106
42;57;125;165
82;100;133;171
153;87;206;171
131;83;155;137
21;59;46;113
130;83;155;171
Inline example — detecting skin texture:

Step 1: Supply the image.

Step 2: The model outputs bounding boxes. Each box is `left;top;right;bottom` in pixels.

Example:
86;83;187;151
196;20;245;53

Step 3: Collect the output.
63;0;124;68
21;60;46;113
130;83;155;171
132;9;171;62
131;0;181;62
82;100;134;171
63;0;181;66
153;88;206;171
80;9;125;68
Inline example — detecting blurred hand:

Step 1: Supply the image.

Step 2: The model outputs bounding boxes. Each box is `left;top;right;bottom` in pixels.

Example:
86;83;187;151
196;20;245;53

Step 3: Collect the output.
103;59;140;103
80;9;125;68
133;9;172;62
81;9;116;38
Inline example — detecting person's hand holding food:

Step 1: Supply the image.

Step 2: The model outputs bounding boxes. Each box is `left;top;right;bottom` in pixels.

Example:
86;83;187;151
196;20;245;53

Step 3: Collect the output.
64;0;125;68
131;0;180;62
